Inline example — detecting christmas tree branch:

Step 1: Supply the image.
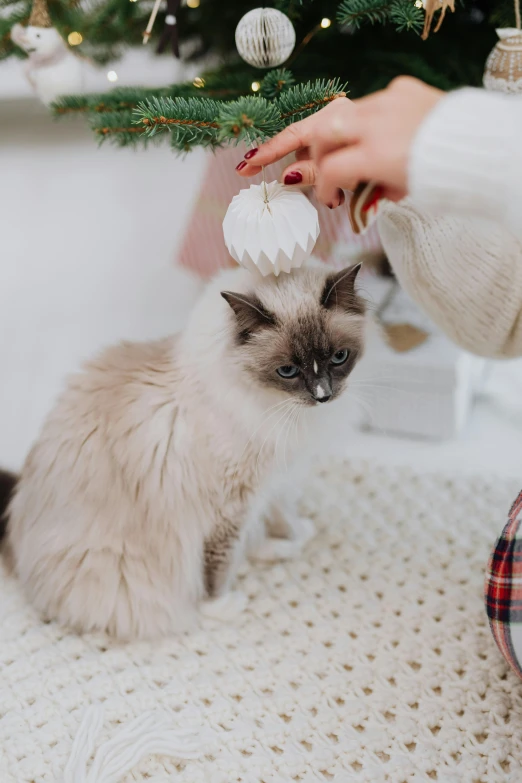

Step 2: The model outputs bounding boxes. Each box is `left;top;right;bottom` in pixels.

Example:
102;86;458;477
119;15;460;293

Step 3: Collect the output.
52;72;256;117
135;96;223;149
337;0;423;32
389;0;424;33
132;78;347;150
277;78;347;123
217;96;282;143
0;6;29;60
67;76;347;151
90;109;150;147
260;68;296;99
337;0;392;28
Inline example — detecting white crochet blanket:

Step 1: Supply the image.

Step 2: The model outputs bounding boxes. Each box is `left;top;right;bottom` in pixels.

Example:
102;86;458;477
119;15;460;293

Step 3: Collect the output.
1;461;522;783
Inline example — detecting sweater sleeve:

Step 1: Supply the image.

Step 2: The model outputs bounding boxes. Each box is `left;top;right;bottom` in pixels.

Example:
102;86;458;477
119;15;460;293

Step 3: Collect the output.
409;88;522;242
377;200;522;359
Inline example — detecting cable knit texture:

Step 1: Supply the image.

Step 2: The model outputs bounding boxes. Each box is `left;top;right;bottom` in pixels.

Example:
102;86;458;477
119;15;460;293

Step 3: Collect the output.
378;200;522;358
409;88;522;240
1;460;521;782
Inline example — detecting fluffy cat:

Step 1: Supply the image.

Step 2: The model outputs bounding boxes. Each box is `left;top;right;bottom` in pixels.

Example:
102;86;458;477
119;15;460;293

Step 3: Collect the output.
0;263;366;640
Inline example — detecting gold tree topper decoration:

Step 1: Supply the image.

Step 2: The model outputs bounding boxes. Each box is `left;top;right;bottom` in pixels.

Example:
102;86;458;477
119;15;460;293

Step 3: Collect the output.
28;0;52;28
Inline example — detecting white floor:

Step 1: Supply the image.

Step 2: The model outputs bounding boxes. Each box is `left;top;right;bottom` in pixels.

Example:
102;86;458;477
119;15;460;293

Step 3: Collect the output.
1;97;521;481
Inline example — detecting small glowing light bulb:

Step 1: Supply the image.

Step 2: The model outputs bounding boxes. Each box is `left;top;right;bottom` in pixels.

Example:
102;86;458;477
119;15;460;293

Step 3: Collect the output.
320;17;331;28
186;0;200;7
251;81;261;92
414;0;423;7
193;76;205;88
67;31;83;45
107;70;118;82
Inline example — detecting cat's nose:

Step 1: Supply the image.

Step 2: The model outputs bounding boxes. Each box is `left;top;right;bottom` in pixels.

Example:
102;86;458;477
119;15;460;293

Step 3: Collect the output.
315;394;331;403
312;380;332;403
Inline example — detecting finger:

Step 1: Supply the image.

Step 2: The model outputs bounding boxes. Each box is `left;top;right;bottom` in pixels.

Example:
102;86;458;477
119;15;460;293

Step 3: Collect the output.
295;147;311;162
280;162;345;207
382;186;407;202
236;161;262;177
316;147;368;205
280;160;317;187
311;112;363;170
237;96;352;177
238;118;313;173
237;145;311;178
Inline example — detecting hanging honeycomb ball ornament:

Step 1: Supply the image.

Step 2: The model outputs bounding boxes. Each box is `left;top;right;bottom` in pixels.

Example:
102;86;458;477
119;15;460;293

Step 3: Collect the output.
484;28;522;93
223;181;319;277
235;8;296;69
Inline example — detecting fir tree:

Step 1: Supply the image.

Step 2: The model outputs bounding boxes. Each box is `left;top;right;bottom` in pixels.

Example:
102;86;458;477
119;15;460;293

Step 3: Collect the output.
2;0;517;150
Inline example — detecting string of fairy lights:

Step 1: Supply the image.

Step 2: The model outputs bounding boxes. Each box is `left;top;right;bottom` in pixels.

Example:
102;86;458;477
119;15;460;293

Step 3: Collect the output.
65;2;331;86
65;0;200;82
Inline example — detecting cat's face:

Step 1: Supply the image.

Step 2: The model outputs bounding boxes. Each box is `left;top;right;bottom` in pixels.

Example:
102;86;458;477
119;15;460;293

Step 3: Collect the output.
222;264;365;406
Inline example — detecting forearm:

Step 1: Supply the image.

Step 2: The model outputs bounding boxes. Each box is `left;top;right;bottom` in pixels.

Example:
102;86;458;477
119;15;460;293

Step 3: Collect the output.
410;88;522;241
377;200;522;359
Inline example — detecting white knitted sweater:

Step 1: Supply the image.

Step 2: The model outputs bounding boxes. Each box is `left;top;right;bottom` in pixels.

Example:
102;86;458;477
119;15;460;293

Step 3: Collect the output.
377;88;522;359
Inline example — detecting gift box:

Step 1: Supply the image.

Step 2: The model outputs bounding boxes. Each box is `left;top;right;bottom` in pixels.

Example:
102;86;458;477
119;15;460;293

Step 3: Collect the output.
356;274;487;441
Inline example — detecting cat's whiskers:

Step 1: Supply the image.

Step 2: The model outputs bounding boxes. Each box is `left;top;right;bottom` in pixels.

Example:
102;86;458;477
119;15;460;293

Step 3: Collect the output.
346;390;388;436
283;403;301;471
293;402;303;445
275;402;299;472
255;400;296;478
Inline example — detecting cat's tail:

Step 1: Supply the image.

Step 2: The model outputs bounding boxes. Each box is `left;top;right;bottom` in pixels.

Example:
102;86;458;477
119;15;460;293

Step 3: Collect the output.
0;470;17;541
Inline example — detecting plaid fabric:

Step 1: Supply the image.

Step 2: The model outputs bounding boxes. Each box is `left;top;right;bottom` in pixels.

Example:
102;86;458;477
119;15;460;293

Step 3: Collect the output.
485;490;522;678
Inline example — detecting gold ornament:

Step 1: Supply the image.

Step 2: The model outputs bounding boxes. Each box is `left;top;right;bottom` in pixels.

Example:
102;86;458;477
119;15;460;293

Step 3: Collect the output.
421;0;455;41
484;28;522;94
28;0;52;28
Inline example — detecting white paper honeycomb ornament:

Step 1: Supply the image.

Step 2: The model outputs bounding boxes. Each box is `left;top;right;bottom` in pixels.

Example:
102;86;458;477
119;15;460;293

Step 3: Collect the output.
223;180;320;277
235;8;295;69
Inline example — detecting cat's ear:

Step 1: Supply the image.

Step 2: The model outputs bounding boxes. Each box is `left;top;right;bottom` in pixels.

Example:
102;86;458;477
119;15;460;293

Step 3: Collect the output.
221;291;276;341
321;263;364;314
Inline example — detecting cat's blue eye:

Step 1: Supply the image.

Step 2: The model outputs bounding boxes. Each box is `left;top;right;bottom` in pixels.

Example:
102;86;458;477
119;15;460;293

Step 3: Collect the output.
331;349;349;366
277;365;299;379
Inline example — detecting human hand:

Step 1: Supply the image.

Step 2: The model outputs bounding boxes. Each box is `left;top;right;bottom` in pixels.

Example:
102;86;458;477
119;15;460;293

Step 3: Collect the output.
236;77;444;207
236;96;356;208
312;77;444;206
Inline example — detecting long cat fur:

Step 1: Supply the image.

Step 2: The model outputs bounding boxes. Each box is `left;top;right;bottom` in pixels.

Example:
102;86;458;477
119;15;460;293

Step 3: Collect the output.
0;263;366;639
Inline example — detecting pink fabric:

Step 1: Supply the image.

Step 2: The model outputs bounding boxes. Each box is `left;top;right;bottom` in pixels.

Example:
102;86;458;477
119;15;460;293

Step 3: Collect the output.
177;144;382;278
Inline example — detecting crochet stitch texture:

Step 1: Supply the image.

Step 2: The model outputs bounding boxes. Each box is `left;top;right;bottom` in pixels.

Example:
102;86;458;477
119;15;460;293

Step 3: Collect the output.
1;460;521;782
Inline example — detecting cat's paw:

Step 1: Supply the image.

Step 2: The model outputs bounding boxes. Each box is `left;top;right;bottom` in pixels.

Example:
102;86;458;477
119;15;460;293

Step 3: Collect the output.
250;537;303;563
200;591;248;622
251;518;316;562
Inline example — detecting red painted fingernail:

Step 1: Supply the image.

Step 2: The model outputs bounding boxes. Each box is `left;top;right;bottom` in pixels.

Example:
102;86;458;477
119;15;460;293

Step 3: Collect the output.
236;160;247;171
363;185;385;212
284;171;303;185
244;148;258;160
